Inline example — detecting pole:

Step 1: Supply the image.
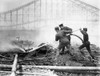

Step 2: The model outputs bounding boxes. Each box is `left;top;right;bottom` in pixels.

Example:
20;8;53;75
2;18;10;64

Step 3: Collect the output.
10;54;18;76
0;65;100;73
28;43;48;52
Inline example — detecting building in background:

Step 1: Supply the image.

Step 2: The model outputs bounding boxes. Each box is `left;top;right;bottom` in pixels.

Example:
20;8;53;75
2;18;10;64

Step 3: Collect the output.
0;0;99;46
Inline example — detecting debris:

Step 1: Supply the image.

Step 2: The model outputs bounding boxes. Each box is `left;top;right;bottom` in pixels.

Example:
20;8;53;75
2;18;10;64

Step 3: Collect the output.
0;40;100;76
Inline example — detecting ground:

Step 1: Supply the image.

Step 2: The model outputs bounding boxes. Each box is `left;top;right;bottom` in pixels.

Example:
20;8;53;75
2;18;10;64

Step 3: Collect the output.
0;40;100;76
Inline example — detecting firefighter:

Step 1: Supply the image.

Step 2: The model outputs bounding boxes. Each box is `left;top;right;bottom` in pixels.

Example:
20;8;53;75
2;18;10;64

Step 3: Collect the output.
59;24;72;44
55;27;72;55
79;28;94;60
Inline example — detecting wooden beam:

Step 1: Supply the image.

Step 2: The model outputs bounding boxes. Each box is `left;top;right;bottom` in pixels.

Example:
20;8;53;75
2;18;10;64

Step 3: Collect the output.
10;54;18;76
28;43;48;52
0;69;100;74
0;71;55;75
23;66;100;71
0;64;12;68
0;64;100;72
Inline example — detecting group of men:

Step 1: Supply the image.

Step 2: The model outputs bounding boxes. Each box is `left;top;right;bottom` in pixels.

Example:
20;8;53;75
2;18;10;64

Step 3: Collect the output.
55;24;72;55
55;24;94;60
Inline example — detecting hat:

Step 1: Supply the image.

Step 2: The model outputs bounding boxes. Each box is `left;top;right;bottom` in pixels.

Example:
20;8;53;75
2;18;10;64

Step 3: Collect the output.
55;27;59;30
83;28;87;31
59;24;63;27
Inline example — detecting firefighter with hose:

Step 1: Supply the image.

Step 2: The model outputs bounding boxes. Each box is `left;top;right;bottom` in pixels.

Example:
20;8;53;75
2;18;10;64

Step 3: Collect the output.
55;27;72;55
59;24;72;45
58;24;73;55
79;28;94;61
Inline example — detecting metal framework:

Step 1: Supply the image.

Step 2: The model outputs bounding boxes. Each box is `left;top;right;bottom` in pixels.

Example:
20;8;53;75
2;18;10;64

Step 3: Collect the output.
0;0;99;30
0;0;41;30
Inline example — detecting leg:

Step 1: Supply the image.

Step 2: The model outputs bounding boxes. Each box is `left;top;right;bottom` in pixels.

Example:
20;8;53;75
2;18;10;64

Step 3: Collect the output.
86;43;94;59
65;43;73;56
66;43;70;51
58;43;62;54
79;43;85;50
58;43;64;55
79;43;85;56
60;46;65;54
67;35;71;45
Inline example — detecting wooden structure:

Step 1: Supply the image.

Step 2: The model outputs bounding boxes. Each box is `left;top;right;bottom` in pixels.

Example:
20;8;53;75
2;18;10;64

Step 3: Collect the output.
10;54;18;76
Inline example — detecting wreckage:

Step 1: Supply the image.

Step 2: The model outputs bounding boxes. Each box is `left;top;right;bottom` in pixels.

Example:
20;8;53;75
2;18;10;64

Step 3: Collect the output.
0;34;84;65
0;34;100;76
0;40;56;76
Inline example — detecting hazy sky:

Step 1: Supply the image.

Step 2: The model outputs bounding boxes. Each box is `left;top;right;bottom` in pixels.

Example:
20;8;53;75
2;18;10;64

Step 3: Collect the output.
81;0;100;9
0;0;99;12
0;0;33;12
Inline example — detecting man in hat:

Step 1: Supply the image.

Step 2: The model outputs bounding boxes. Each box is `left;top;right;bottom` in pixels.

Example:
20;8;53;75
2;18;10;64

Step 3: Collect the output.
59;24;72;44
55;27;72;55
79;28;94;60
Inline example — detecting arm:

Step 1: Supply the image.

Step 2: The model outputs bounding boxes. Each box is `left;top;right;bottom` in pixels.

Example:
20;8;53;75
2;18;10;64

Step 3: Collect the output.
64;31;71;34
66;26;72;31
64;30;72;34
55;35;59;41
63;26;72;33
80;29;86;35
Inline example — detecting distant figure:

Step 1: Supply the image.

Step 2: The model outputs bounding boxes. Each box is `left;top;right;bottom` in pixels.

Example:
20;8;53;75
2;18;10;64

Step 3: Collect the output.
55;27;71;55
79;28;94;60
59;24;72;44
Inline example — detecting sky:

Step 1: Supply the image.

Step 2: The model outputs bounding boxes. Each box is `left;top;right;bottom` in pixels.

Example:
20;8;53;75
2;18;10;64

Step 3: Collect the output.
0;0;99;12
80;0;100;9
0;0;33;12
0;0;99;47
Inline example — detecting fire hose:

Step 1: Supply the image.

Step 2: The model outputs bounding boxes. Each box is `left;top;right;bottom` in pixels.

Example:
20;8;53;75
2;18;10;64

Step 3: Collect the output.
66;29;84;43
70;34;83;43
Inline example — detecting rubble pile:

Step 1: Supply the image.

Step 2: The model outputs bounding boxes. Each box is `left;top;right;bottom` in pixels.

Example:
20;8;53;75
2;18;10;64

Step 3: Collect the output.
0;40;100;76
11;40;99;66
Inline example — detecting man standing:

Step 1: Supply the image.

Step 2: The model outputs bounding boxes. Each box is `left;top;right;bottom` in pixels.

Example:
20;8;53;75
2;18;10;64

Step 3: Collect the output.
59;24;72;44
55;27;71;55
79;28;94;60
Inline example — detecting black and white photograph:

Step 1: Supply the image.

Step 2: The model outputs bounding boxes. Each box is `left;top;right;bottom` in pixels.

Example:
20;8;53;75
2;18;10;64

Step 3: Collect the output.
0;0;99;76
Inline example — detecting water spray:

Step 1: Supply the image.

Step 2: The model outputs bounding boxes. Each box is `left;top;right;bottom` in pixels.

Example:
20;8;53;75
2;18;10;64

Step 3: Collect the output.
72;29;80;33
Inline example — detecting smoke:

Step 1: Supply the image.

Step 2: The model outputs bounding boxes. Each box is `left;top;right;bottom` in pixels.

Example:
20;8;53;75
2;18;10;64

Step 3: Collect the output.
0;40;25;53
0;18;99;53
0;30;40;53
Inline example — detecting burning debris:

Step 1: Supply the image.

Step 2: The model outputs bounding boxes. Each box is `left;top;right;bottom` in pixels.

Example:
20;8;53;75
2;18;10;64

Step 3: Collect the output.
0;40;99;66
0;39;100;76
